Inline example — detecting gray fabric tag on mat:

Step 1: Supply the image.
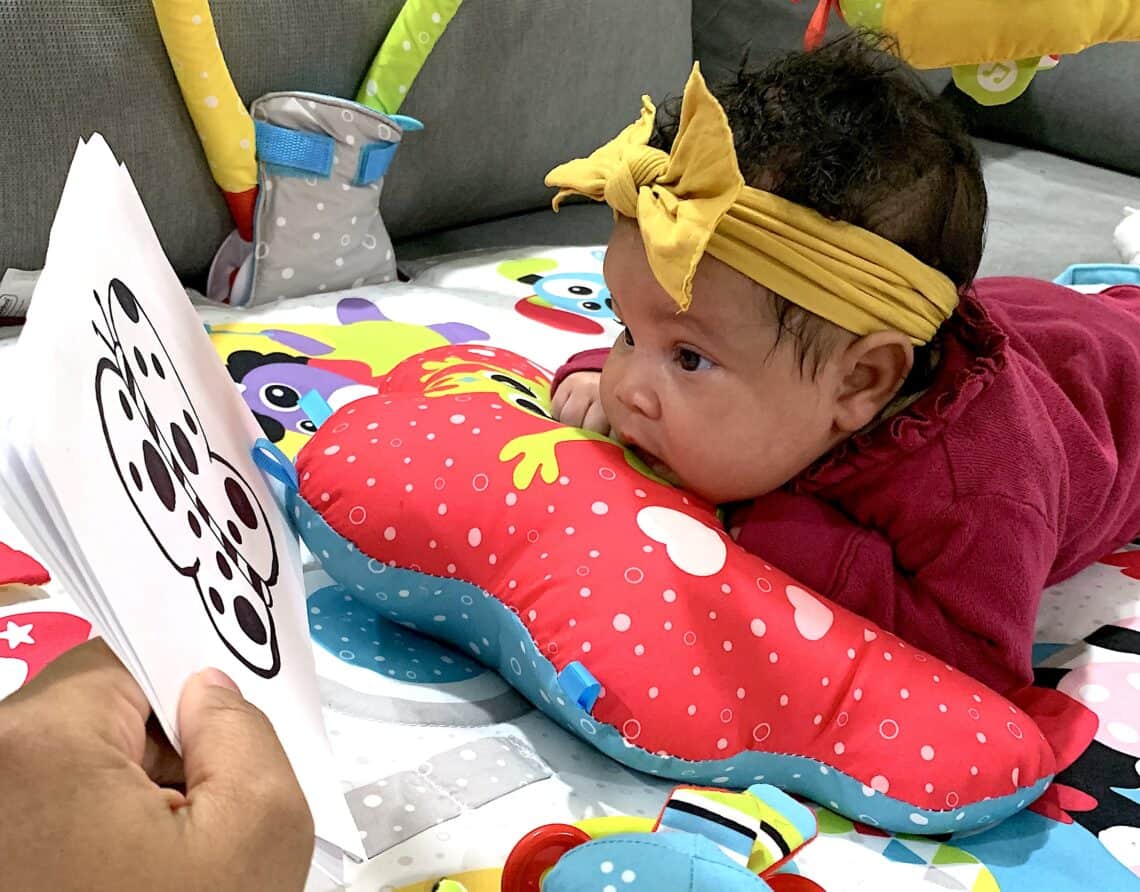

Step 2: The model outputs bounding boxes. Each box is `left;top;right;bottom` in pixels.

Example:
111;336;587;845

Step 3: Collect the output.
346;735;552;858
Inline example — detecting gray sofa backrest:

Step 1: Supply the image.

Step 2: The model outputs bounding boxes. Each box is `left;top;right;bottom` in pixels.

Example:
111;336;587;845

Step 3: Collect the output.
953;42;1140;179
0;0;691;284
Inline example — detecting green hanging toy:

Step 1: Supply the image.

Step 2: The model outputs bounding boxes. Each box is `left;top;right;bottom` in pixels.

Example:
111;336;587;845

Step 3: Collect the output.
357;0;466;114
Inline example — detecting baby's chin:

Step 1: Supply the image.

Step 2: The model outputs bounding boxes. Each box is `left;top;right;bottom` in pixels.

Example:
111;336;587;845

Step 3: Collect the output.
624;444;679;485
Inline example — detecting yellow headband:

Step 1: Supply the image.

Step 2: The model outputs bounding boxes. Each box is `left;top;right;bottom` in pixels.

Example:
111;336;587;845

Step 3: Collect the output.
545;64;959;345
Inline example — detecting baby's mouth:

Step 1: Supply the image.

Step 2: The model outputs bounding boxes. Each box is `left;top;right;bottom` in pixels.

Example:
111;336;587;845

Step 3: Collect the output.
624;442;677;483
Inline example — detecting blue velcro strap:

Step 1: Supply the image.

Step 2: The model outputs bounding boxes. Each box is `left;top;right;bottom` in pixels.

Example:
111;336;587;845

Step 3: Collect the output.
356;140;398;185
251;438;298;492
557;661;601;712
389;114;424;132
255;120;335;177
299;389;334;428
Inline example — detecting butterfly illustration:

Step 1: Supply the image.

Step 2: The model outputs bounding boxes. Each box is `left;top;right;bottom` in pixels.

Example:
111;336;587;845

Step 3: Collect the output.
92;278;281;677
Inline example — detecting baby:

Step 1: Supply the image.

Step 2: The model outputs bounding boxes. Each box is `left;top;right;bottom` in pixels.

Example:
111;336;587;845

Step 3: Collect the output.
545;35;1140;694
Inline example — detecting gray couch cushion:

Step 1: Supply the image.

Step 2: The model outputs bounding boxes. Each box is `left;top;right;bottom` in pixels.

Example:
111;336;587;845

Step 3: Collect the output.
379;0;692;241
397;139;1140;285
396;202;614;264
1;0;691;285
977;139;1140;279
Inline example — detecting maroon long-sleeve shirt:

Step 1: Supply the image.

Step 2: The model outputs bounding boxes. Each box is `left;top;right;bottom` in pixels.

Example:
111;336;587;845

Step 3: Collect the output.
555;278;1140;693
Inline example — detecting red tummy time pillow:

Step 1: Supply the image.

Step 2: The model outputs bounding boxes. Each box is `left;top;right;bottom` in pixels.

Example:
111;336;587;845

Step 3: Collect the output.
285;344;1055;834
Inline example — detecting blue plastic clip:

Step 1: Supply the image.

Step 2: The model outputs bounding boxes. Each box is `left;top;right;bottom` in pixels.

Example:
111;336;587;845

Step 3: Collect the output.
251;438;298;492
299;389;333;429
558;661;601;712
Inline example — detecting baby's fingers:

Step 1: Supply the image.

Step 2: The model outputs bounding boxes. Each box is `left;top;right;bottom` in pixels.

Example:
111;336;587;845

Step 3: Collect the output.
553;391;589;428
550;382;572;418
581;401;611;436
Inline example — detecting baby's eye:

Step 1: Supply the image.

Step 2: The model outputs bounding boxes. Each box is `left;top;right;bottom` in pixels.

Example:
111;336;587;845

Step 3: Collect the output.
621;326;635;347
675;347;712;372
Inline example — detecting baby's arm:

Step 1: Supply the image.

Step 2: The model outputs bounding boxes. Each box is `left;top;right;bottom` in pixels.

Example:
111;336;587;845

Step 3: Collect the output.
732;490;1052;694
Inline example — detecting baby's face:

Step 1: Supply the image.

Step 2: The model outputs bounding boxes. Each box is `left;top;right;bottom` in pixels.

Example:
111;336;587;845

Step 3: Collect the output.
600;219;847;504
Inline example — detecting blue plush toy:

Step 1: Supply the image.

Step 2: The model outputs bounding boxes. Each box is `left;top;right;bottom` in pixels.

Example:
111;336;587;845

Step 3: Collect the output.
543;832;777;892
497;783;822;892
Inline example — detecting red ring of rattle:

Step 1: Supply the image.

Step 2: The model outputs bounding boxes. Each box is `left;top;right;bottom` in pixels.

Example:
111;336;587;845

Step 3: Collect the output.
500;823;592;891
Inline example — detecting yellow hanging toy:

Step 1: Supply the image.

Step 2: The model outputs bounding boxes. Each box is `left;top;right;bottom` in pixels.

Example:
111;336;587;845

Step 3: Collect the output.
805;0;1140;106
151;0;259;238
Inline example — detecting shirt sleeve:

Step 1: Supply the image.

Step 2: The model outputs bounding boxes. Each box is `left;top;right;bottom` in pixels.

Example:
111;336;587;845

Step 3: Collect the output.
551;348;611;393
730;489;1055;694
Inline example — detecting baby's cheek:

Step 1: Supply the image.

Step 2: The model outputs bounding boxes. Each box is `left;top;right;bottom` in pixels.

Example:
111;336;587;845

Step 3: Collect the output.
597;370;620;419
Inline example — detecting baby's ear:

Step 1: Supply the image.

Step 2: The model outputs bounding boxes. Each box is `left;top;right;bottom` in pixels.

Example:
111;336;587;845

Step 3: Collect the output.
832;332;914;434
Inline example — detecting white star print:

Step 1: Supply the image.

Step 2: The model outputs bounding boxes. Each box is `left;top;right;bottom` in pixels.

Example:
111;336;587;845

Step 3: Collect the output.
0;621;34;650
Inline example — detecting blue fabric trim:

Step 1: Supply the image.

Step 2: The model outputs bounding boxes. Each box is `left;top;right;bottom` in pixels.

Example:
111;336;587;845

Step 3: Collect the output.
389;114;424;132
1054;263;1140;287
251;438;298;492
356;141;398;185
299;390;334;429
255;120;335;178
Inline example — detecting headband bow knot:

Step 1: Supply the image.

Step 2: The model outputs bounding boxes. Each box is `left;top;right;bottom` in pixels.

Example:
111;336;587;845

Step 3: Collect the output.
603;144;668;219
545;64;960;344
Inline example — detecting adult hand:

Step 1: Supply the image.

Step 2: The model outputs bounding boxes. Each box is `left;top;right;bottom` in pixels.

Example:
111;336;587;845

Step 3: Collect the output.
551;371;609;434
0;639;314;891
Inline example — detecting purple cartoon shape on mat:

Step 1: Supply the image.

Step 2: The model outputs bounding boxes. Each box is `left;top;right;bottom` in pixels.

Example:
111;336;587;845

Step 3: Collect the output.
225;351;380;443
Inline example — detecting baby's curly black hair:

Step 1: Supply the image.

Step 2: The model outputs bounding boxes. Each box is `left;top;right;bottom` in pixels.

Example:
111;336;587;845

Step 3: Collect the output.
651;33;988;384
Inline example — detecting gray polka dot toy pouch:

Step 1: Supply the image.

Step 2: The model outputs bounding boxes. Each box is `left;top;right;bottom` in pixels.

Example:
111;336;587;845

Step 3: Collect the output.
207;93;418;306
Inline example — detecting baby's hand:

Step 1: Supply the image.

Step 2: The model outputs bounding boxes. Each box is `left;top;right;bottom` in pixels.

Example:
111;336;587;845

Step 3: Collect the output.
551;371;609;435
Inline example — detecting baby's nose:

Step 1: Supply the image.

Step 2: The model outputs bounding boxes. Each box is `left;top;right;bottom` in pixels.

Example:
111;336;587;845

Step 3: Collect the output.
614;370;661;419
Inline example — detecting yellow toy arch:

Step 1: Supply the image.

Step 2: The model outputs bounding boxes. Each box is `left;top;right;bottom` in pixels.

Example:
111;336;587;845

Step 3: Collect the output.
152;0;258;236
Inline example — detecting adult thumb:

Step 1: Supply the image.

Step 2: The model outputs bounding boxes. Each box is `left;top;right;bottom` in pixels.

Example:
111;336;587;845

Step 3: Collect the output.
177;669;315;883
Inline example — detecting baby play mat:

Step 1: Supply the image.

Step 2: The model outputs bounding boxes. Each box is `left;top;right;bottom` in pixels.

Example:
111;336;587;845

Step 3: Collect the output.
5;246;1131;889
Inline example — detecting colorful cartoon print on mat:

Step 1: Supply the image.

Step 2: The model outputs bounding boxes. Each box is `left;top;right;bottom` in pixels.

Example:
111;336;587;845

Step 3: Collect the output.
393;868;501;892
211;297;488;458
1034;615;1140;875
0;610;92;700
307;583;482;684
807;809;1001;890
1100;544;1140;581
498;251;614;334
93;279;283;677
